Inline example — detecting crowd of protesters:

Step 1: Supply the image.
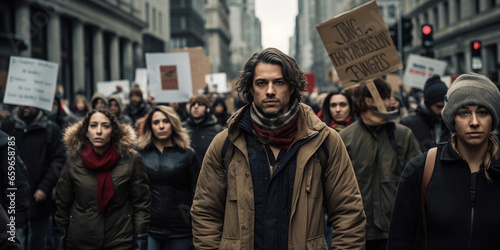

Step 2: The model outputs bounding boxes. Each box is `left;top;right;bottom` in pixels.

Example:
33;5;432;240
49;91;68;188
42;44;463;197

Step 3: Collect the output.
1;48;500;250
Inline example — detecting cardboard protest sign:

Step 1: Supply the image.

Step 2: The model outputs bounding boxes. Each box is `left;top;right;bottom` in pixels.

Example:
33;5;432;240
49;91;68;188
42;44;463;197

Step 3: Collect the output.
172;47;209;95
403;54;447;89
205;73;228;93
146;52;192;103
3;56;59;111
316;0;402;89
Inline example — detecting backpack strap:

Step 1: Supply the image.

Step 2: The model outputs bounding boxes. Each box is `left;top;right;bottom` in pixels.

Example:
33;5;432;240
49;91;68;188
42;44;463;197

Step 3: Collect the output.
414;147;437;250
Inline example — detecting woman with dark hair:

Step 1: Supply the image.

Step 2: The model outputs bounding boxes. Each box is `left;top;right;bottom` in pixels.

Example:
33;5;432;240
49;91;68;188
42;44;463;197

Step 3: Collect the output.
319;90;355;132
54;109;150;250
137;106;200;250
388;73;500;249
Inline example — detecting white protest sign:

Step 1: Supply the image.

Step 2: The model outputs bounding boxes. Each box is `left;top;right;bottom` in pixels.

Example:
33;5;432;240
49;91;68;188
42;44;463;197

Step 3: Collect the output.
205;73;228;93
97;80;130;104
146;52;192;103
134;68;149;100
3;56;59;112
403;54;447;89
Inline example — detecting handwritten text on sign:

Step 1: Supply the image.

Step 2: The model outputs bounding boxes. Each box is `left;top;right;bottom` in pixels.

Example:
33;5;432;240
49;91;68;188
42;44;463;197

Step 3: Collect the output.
316;1;402;88
3;57;58;111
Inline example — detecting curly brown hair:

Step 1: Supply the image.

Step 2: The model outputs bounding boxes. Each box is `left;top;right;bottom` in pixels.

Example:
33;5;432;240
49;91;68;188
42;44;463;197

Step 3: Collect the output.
79;109;123;147
235;47;307;104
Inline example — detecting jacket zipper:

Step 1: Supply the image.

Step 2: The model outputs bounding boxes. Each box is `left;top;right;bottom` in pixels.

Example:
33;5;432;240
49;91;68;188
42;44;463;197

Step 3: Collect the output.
468;172;477;249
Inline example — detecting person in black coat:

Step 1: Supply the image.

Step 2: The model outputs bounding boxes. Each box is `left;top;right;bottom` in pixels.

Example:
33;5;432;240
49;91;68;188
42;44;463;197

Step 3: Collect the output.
1;106;65;250
137;105;200;250
401;75;451;152
388;73;500;249
183;95;222;163
0;130;30;249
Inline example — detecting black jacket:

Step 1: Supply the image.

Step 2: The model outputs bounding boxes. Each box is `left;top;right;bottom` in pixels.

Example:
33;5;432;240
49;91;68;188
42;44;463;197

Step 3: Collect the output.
139;146;200;238
0;130;30;228
388;140;500;249
1;111;66;219
400;103;451;152
184;115;222;163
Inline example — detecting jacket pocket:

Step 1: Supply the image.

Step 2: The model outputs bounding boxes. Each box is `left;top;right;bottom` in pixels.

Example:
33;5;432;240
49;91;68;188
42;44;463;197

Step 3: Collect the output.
220;236;240;250
305;157;321;198
306;235;328;250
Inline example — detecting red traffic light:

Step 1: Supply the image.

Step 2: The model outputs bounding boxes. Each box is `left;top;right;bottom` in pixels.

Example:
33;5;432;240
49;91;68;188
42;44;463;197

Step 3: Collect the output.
422;25;432;35
472;41;482;50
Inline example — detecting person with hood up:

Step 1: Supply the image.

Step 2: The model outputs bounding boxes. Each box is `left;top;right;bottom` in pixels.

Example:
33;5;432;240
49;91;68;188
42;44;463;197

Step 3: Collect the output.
401;75;451;152
108;95;133;125
54;109;150;250
91;92;108;110
212;96;232;128
388;73;500;249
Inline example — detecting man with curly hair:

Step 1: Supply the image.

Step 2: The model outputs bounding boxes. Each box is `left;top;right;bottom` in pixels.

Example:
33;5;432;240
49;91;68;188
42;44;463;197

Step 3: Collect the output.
191;48;366;249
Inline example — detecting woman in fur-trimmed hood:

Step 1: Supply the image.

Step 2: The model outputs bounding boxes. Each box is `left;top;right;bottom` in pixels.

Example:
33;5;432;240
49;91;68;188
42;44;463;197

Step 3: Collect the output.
54;109;150;250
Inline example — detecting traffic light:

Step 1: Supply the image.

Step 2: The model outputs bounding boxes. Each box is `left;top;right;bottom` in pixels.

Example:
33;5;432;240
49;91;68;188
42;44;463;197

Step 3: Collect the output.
471;40;483;71
421;24;433;48
402;17;413;47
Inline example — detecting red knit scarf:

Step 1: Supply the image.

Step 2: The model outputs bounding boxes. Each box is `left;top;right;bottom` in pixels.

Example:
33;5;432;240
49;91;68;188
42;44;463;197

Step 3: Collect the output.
252;114;298;149
82;144;119;213
329;116;353;131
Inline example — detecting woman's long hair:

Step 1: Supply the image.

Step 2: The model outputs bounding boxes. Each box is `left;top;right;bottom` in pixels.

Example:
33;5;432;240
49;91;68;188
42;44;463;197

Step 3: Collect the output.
321;90;355;126
137;105;190;150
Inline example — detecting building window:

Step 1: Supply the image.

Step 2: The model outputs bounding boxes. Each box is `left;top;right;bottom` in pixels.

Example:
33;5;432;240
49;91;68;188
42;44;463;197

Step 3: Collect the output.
159;12;162;34
491;0;497;7
388;4;396;19
455;0;461;20
444;1;449;26
475;0;480;14
379;5;384;16
153;8;156;31
30;6;48;60
145;2;149;24
433;7;439;29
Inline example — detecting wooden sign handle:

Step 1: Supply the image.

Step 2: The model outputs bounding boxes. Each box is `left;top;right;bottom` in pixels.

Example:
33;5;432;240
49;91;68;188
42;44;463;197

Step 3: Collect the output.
366;80;388;113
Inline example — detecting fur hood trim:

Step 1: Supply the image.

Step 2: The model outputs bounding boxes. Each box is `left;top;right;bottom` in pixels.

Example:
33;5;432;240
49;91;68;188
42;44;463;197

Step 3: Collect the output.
63;120;137;159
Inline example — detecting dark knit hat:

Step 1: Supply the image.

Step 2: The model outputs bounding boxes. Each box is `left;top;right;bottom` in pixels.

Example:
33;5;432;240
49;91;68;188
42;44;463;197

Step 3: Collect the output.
423;75;448;108
441;73;500;133
191;95;211;108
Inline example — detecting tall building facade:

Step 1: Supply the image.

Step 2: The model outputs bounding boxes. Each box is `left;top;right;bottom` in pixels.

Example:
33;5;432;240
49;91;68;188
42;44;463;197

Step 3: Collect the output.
0;0;171;105
402;0;500;81
170;0;205;50
228;0;262;79
205;0;231;74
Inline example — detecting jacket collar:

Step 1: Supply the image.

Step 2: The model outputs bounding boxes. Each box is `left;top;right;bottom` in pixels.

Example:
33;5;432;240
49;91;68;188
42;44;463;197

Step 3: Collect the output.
439;139;500;168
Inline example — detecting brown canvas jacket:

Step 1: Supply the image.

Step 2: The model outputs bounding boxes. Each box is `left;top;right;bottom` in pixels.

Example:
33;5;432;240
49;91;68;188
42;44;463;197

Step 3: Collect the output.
191;103;366;249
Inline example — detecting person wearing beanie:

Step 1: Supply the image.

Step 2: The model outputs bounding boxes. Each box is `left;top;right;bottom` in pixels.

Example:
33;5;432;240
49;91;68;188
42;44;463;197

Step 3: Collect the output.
340;78;421;249
183;94;222;163
124;87;150;128
401;74;451;152
388;73;500;249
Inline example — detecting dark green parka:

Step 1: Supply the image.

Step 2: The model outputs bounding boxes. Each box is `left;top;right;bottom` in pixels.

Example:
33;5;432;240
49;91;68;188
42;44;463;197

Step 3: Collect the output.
55;120;150;250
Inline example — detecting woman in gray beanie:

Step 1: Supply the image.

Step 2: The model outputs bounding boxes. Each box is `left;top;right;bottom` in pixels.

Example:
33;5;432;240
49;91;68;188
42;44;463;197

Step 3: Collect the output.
387;73;500;249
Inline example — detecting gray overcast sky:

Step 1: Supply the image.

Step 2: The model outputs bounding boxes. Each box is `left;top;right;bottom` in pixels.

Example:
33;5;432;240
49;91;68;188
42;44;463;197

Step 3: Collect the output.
255;0;298;54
